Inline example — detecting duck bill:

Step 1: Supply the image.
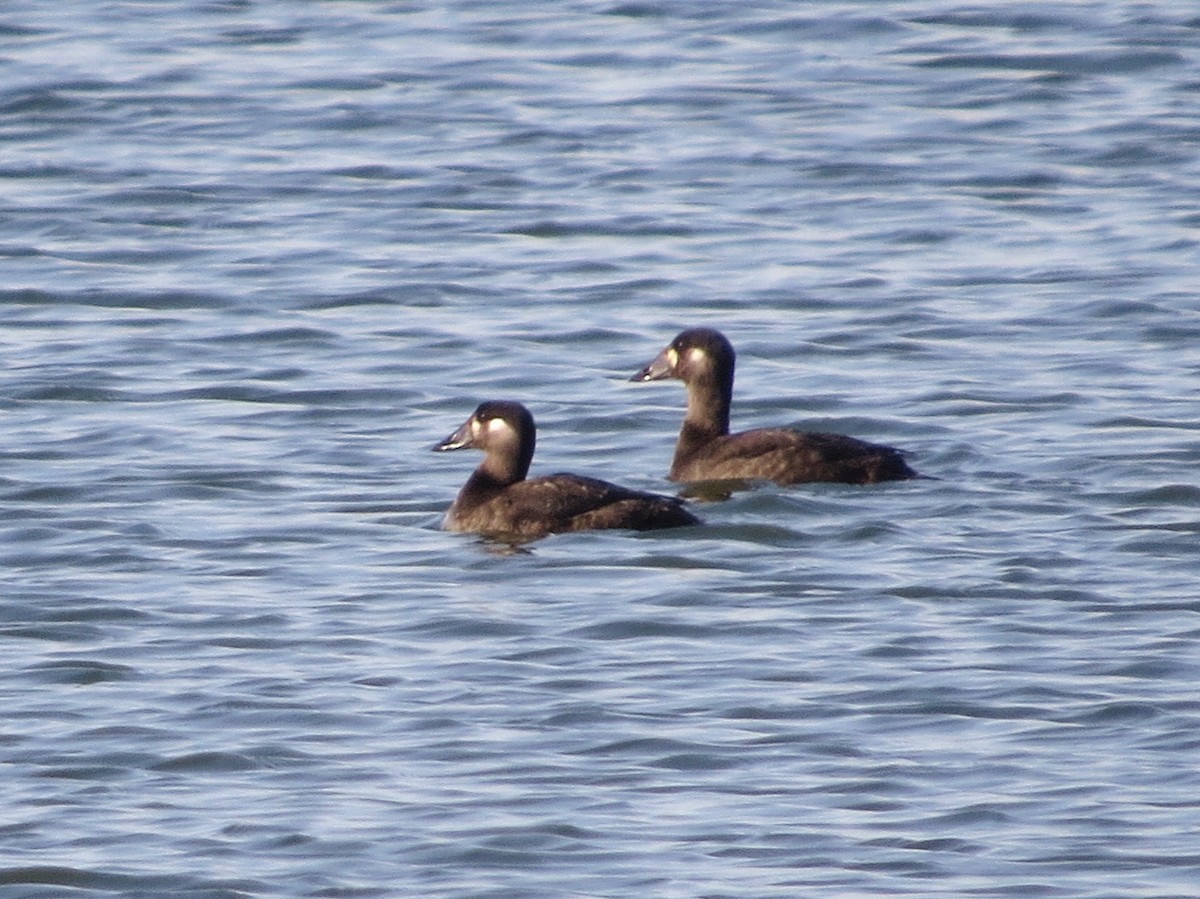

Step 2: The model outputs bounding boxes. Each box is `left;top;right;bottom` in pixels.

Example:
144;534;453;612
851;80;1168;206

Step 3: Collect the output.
630;347;673;382
432;416;474;452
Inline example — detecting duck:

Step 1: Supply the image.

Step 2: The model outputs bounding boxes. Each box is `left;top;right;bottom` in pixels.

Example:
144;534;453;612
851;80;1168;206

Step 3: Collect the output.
433;400;700;539
630;327;917;485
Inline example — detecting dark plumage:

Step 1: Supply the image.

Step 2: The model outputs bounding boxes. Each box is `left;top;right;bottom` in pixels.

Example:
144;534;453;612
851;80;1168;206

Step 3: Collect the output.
432;400;700;539
631;328;917;485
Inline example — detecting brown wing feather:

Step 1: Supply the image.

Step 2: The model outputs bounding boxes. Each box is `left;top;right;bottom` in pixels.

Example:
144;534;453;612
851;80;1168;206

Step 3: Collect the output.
455;474;697;537
676;428;914;485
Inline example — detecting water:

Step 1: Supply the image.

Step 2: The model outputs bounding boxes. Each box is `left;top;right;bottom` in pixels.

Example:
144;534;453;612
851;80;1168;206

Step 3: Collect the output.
2;2;1199;896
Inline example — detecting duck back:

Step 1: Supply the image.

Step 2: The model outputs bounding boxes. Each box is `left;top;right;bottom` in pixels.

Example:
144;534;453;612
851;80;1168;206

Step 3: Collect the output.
671;428;916;485
446;473;698;538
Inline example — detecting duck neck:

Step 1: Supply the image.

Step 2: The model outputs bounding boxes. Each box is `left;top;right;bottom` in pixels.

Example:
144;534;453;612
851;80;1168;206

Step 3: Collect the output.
461;441;532;501
673;372;730;471
683;370;731;439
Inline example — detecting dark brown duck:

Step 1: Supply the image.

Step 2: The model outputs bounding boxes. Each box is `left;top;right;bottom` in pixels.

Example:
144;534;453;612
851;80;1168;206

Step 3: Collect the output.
433;400;700;539
631;328;917;485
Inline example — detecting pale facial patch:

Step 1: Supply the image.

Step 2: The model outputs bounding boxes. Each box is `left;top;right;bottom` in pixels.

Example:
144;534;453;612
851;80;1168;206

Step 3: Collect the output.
686;346;708;364
484;417;515;439
666;347;679;367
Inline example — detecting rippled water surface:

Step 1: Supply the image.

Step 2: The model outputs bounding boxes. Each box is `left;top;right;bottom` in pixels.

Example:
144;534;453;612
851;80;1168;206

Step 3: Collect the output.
3;2;1200;897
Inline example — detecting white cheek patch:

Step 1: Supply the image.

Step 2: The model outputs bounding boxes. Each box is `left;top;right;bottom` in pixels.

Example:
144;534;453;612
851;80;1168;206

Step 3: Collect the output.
686;347;707;364
486;417;514;438
667;348;679;367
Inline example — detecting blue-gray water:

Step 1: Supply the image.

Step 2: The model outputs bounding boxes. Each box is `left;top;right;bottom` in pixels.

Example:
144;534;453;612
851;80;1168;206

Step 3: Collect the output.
3;2;1199;897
